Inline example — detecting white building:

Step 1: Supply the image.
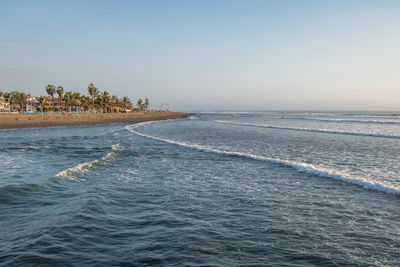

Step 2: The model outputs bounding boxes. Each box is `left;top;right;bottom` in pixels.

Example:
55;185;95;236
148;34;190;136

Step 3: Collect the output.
26;94;37;113
0;97;10;112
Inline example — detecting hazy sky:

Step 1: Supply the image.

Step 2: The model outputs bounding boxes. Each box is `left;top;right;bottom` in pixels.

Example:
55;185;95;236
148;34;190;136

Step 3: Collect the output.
1;0;399;110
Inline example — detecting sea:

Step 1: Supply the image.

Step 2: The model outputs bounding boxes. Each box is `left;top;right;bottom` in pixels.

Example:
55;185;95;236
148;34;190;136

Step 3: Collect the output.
0;111;399;266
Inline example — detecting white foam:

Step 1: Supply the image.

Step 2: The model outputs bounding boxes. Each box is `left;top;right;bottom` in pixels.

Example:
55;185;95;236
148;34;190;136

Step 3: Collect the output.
55;144;120;181
214;120;400;139
126;122;400;195
287;117;400;125
111;143;125;151
199;111;260;114
56;160;100;181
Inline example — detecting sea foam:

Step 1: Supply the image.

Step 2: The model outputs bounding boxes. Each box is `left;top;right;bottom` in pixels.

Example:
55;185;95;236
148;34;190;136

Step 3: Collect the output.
214;120;400;139
55;144;121;181
126;122;400;195
283;117;400;125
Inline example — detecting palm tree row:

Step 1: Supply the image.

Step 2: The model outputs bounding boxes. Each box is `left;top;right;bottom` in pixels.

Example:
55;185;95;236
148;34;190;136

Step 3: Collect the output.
1;83;150;113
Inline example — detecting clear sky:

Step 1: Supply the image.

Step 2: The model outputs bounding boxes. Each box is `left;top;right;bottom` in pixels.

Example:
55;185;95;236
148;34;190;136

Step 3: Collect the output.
1;0;399;110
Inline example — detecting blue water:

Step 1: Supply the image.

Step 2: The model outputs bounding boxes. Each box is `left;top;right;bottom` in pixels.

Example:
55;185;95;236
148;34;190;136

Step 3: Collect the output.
1;111;399;266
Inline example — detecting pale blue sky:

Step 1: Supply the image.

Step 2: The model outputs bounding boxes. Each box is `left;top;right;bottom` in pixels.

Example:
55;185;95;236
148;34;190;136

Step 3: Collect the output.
1;0;399;110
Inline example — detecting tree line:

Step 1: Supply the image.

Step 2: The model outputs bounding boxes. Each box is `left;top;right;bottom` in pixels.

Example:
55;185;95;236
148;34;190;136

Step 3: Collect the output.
0;83;150;113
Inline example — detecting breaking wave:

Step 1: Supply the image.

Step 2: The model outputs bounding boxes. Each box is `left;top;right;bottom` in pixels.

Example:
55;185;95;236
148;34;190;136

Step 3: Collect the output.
214;120;400;139
55;144;123;181
126;122;400;195
283;117;400;125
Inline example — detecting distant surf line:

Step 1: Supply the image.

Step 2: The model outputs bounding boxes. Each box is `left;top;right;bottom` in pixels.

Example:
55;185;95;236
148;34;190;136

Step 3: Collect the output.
126;121;400;195
214;120;400;139
281;117;400;125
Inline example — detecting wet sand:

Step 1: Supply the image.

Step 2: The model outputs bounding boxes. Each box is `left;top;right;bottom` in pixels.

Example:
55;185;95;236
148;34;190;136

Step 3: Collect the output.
0;111;191;130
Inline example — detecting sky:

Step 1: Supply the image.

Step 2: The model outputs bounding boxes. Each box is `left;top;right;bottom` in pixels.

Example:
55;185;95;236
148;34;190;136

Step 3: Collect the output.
0;0;399;111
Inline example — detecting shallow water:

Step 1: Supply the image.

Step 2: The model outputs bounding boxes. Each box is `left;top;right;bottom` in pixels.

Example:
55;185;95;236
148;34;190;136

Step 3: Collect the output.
1;111;399;266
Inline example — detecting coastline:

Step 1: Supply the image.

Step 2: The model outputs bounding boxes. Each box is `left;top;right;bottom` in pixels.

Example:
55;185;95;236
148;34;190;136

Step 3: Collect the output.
0;111;191;130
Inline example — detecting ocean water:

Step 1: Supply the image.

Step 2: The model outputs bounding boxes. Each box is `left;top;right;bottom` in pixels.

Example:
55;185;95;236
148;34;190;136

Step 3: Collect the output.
1;111;399;266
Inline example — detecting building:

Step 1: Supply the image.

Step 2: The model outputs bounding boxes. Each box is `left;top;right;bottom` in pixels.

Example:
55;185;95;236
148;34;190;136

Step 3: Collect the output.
0;97;10;112
25;94;37;113
109;104;124;113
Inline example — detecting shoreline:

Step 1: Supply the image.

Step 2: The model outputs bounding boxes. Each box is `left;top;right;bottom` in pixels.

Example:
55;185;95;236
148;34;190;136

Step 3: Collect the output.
0;111;192;130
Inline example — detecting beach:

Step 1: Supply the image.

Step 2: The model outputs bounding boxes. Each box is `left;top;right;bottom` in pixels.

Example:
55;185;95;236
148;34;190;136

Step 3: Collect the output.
0;111;190;130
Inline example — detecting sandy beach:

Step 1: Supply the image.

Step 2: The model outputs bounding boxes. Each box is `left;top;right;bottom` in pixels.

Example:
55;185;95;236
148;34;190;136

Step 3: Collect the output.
0;111;191;130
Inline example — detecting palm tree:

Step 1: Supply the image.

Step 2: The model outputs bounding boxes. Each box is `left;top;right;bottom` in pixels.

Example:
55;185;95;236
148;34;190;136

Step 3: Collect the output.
46;84;56;111
72;92;81;112
9;91;17;112
111;95;120;105
56;86;64;111
80;95;90;112
72;92;81;99
46;84;55;96
39;96;47;114
19;92;27;113
97;91;110;113
10;91;26;113
108;95;119;113
121;96;130;105
72;98;82;112
56;86;64;98
137;98;143;111
144;98;149;111
64;91;73;112
88;83;99;112
120;96;131;111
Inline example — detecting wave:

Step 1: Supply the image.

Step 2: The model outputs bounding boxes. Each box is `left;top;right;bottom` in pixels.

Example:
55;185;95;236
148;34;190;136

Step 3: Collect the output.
188;115;199;120
199;111;262;114
0;145;50;152
0;183;44;202
282;117;400;125
126;122;400;195
55;144;123;181
283;112;400;117
214;120;400;139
